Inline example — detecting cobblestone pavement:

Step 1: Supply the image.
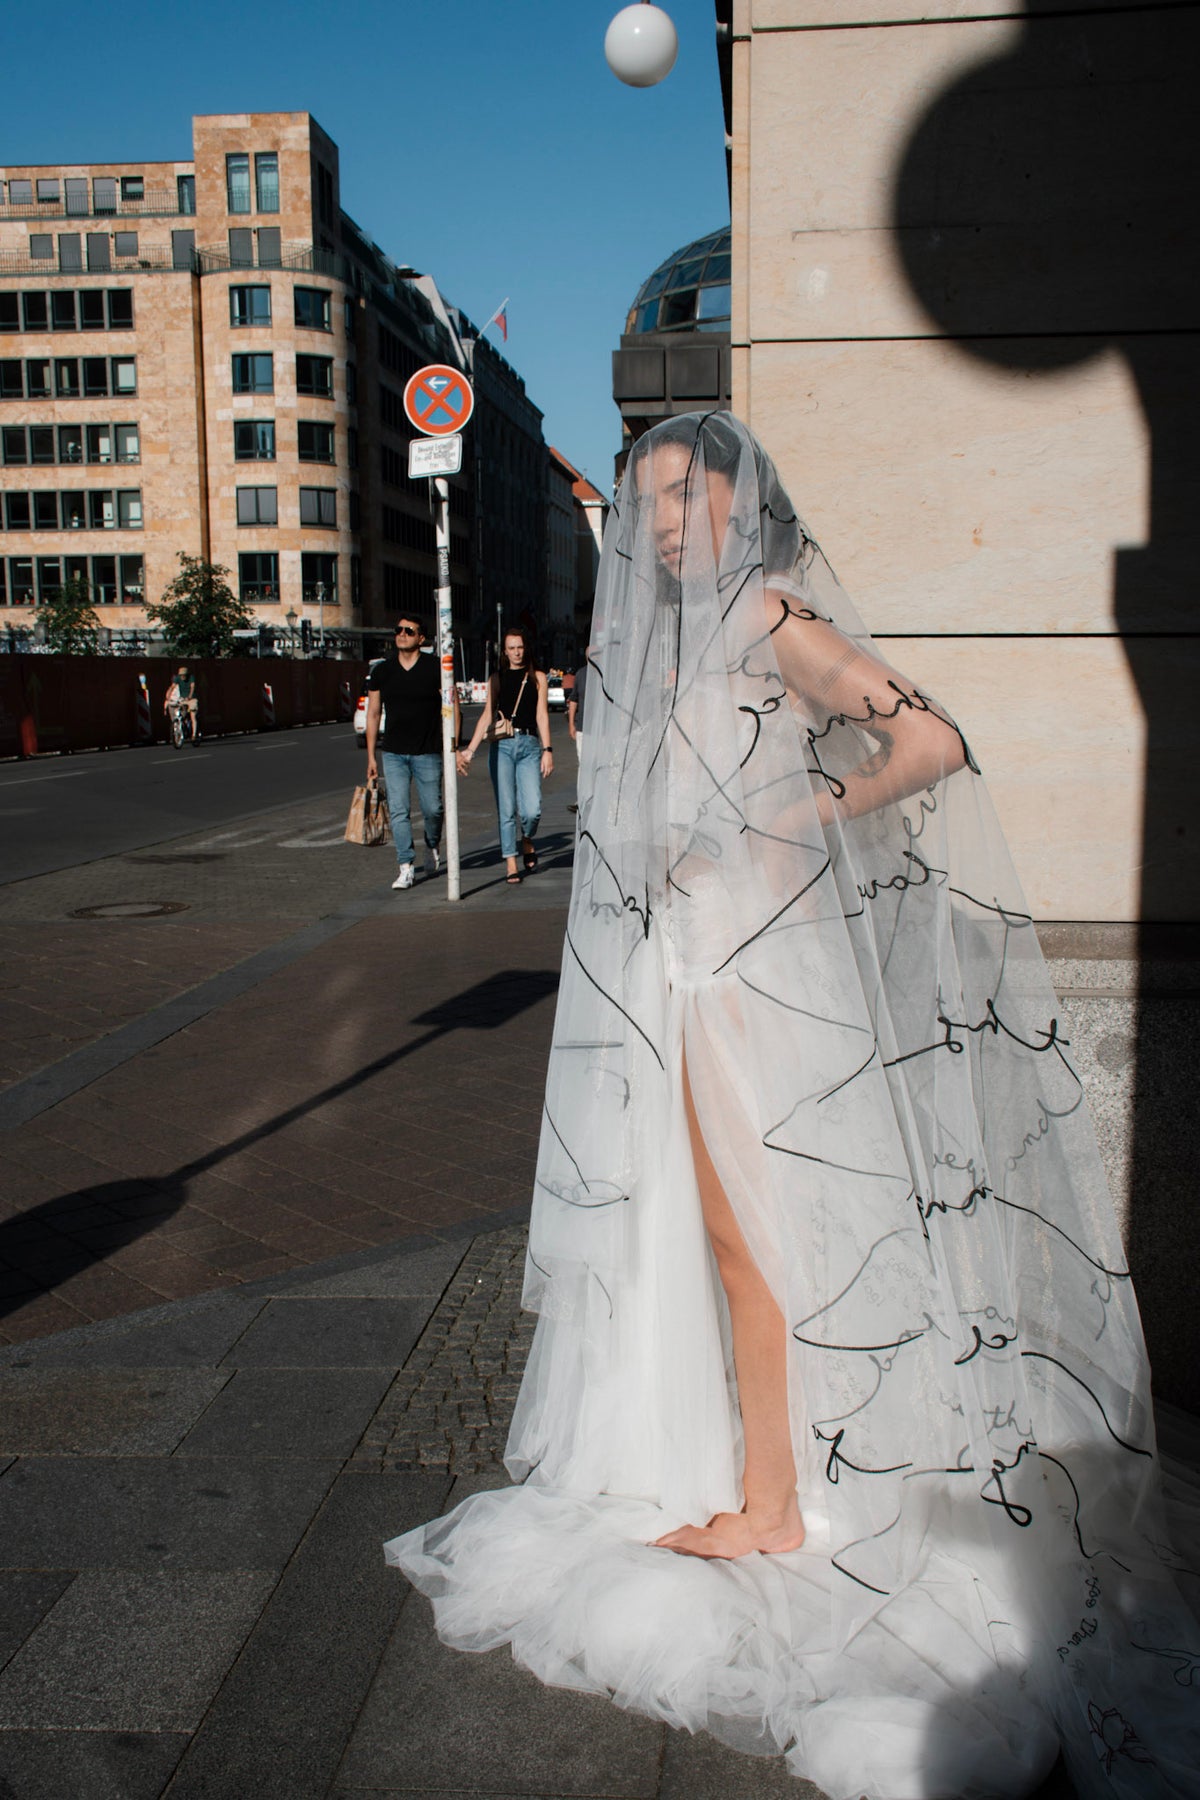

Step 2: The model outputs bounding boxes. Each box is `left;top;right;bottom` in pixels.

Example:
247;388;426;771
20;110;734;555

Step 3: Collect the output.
353;1224;533;1475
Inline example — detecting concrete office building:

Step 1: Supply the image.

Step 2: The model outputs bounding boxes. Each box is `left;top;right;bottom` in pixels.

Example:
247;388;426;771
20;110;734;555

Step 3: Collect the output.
0;112;550;670
715;0;1199;925
612;226;732;480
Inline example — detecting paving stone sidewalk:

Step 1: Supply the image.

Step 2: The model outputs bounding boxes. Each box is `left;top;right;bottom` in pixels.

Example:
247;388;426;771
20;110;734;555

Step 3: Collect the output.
0;1223;836;1800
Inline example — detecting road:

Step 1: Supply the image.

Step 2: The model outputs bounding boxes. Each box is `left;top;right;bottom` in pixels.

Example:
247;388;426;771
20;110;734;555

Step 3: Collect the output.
0;713;498;886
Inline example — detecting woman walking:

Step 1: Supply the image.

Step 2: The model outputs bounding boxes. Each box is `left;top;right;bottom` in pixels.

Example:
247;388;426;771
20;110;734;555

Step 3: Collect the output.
390;414;1197;1798
457;627;553;884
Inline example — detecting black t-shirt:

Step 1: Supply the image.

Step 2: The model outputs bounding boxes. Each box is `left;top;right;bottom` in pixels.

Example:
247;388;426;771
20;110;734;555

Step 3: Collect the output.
495;667;539;734
369;653;442;755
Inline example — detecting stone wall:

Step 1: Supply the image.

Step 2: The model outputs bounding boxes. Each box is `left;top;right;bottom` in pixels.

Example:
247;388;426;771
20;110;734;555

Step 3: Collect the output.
728;0;1200;921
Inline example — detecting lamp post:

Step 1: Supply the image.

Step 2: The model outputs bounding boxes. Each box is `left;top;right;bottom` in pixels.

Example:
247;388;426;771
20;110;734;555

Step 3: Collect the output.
605;3;678;87
316;581;326;655
285;606;297;658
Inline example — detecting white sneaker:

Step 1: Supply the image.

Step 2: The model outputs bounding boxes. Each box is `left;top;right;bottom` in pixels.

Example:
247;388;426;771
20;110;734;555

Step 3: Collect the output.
392;864;415;890
423;846;441;876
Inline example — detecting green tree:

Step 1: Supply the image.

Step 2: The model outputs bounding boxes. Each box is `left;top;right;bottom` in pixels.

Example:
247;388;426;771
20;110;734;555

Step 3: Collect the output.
36;576;102;654
145;553;253;658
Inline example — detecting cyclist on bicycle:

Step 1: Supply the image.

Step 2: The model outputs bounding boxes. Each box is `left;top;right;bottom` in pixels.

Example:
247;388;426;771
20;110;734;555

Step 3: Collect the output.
164;667;199;742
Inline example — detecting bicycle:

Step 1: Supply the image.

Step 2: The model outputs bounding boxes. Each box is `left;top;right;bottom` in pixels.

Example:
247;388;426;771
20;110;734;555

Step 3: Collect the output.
167;701;197;748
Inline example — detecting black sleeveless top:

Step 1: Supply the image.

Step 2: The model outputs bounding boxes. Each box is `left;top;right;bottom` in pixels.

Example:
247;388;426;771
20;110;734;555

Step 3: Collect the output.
496;667;539;734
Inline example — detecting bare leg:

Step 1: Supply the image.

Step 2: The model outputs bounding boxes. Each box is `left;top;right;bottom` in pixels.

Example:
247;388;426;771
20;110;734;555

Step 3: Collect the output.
656;1048;805;1559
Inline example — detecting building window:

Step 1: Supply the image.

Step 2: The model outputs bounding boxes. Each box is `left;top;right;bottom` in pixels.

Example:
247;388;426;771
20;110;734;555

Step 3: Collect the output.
87;423;114;463
58;235;82;272
255;153;279;213
64;179;88;216
83;358;109;398
80;291;106;330
120;176;144;203
115;423;139;463
23;293;48;331
1;427;27;464
37;558;63;599
346;364;357;404
114;231;138;258
8;180;33;206
349;491;360;530
9;558;34;603
177;175;196;216
256;227;281;268
239;551;278;603
0;296;16;333
25;360;50;398
296;355;333;398
226;155;251;214
171;230;195;270
108;290;133;329
6;494;31;530
120;554;144;604
294;287;331;331
52;293;77;331
234;419;275;460
55;359;81;398
88;491;116;529
348;426;358;469
0;362;22;400
92;554;116;603
62;491;86;530
29;235;52;261
117;490;143;529
36;179;60;205
111;356;136;395
232;353;273;394
32;493;59;530
297;421;334;463
59;425;83;464
236;486;277;526
299;487;337;528
228;228;254;269
315;164;334;227
230;285;271;328
93;178;116;215
351;553;361;609
86;234;112;272
302;551;337;607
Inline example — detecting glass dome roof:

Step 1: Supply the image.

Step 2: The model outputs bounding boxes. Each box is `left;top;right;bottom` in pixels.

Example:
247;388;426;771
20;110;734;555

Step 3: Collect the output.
625;226;731;336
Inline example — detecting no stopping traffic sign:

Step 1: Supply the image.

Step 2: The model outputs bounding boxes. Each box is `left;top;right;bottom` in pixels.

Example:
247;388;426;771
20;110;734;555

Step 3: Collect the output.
403;364;474;437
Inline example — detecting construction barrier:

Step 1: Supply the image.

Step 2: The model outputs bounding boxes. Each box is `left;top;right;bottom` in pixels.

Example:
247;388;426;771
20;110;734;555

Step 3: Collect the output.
261;682;276;729
135;674;153;743
0;655;367;760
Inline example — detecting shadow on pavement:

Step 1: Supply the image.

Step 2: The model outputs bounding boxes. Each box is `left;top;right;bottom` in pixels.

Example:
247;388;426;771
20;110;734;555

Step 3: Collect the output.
0;968;560;1322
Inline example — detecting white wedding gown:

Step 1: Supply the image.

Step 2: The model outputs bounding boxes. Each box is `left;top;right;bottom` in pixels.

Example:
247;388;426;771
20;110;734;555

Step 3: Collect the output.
387;414;1200;1800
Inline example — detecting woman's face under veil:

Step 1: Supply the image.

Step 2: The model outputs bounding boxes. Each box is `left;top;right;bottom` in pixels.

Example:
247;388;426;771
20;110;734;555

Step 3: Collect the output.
638;439;736;579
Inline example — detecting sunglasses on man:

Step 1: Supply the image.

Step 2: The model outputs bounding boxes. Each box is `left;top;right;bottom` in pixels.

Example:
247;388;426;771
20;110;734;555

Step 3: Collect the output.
394;625;420;637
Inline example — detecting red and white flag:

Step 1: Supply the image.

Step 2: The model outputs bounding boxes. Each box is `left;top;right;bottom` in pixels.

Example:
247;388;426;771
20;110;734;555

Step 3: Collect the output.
482;297;509;342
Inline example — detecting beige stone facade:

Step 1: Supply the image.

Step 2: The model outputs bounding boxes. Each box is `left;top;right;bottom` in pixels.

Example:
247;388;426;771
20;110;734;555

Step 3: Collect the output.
722;0;1200;920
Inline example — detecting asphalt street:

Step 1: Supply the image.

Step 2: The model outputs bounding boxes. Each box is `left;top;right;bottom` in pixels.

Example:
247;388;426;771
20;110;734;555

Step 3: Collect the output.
1;718;409;885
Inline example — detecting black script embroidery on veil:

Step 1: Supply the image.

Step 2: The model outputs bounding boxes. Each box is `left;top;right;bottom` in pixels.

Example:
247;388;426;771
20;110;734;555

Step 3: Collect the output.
578;829;653;939
563;923;665;1073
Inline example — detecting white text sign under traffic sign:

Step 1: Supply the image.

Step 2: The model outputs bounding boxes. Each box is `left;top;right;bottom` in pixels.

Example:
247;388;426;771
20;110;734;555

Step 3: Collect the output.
408;434;463;479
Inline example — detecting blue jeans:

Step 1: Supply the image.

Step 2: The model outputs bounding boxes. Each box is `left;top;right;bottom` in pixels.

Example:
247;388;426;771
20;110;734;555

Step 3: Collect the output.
489;734;542;860
380;751;443;869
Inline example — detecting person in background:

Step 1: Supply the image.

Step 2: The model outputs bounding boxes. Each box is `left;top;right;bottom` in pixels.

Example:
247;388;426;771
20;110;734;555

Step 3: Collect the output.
163;666;198;738
365;615;459;891
457;627;553;885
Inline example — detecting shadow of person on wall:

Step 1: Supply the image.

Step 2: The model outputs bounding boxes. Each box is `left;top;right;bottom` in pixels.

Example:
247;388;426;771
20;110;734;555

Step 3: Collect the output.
892;0;1200;1407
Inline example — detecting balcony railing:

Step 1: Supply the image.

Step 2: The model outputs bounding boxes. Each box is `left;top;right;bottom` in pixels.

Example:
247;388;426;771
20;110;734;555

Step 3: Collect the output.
0;245;192;277
0;188;187;221
194;242;354;283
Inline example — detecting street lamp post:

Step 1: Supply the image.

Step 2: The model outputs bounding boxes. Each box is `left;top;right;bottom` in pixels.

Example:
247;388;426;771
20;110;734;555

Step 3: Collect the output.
285;607;297;657
316;582;325;655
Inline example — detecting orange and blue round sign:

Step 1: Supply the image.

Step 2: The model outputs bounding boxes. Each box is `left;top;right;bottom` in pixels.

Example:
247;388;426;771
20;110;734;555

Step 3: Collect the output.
403;364;474;437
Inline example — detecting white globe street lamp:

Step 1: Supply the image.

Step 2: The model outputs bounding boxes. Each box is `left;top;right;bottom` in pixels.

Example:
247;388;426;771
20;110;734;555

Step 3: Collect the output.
605;3;679;88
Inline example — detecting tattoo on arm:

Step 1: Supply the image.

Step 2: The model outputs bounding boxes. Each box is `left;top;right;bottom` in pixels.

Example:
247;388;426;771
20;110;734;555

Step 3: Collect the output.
816;645;858;695
856;728;894;780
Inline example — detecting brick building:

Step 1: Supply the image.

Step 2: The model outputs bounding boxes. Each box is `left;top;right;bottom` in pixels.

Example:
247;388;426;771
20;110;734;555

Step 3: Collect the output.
0;111;549;669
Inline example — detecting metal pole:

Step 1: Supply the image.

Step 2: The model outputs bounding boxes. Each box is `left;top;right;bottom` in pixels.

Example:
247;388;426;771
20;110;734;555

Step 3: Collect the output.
317;582;325;654
434;475;461;902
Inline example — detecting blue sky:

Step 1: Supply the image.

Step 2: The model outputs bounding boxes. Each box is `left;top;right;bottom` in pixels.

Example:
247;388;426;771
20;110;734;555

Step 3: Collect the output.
2;0;730;494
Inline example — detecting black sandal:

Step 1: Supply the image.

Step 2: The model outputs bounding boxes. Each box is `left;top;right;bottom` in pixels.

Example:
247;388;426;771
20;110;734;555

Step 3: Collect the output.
522;838;538;873
506;869;522;885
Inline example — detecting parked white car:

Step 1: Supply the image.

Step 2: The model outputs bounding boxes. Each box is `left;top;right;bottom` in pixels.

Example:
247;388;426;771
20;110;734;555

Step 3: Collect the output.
353;658;386;748
546;671;566;712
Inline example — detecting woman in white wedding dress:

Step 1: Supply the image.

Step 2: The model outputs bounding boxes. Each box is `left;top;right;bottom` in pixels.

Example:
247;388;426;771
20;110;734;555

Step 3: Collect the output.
387;413;1198;1800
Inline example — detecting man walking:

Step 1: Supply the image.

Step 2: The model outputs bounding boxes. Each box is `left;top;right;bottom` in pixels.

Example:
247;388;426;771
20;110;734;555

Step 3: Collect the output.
365;616;459;890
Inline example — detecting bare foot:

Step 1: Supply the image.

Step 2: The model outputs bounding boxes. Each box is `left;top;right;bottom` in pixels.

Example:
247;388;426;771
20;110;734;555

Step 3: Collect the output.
654;1499;806;1560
